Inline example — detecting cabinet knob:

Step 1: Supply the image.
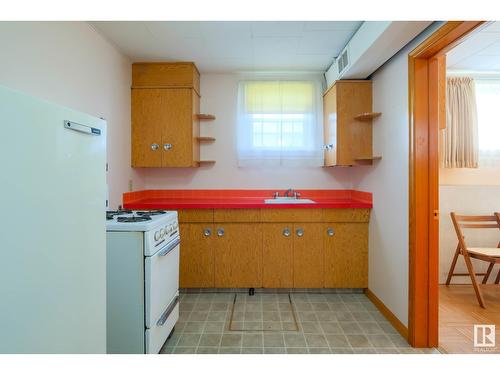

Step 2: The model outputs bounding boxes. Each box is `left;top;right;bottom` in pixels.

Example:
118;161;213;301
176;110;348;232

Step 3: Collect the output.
164;143;173;150
217;228;225;237
151;143;159;151
283;228;291;237
296;228;304;237
327;228;335;237
203;228;211;237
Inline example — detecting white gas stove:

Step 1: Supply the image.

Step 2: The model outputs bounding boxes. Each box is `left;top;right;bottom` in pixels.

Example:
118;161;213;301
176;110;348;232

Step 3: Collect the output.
106;210;179;256
106;209;180;354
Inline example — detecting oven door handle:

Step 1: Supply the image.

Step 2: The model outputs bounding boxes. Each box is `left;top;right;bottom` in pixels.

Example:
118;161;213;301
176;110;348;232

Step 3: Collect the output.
157;296;179;327
157;237;180;257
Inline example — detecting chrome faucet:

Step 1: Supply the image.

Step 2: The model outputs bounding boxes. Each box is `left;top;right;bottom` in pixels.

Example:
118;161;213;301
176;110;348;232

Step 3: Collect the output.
273;189;301;199
285;188;301;199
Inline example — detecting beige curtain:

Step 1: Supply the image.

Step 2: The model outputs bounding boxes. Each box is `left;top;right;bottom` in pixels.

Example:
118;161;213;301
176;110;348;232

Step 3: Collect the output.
441;77;479;168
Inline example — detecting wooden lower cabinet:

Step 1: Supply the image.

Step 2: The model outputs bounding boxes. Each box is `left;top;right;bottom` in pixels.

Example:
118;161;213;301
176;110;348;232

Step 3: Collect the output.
214;223;262;288
293;223;324;288
179;223;215;288
178;209;369;290
324;223;368;288
262;224;293;288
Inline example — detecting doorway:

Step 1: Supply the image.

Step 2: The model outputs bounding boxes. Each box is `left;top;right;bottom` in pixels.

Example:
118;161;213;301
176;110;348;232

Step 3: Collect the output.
407;21;489;348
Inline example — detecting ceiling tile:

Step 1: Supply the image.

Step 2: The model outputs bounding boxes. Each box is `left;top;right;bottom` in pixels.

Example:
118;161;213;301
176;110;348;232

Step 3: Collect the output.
476;39;500;56
146;21;201;38
250;21;305;37
198;21;252;38
91;21;362;72
298;30;353;55
450;54;499;70
481;22;500;33
203;34;253;61
303;21;362;31
253;37;300;56
446;21;500;71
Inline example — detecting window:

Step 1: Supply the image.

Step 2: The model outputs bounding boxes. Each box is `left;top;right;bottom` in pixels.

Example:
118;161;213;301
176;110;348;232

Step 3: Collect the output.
237;79;323;167
475;80;500;167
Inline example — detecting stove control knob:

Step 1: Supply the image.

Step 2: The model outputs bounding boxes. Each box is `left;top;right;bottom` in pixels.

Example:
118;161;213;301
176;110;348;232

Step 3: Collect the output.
173;223;178;230
167;225;173;234
154;231;160;241
160;228;165;238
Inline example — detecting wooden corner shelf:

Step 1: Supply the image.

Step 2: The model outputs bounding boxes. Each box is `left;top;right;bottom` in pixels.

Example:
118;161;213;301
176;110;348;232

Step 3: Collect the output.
196;114;216;120
196;137;216;143
354;112;382;120
355;156;382;161
198;160;216;165
354;156;382;165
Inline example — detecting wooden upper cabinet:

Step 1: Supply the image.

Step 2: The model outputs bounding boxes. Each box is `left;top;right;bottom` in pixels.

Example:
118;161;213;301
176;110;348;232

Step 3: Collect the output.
131;63;201;168
323;84;337;167
323;80;373;167
132;62;200;94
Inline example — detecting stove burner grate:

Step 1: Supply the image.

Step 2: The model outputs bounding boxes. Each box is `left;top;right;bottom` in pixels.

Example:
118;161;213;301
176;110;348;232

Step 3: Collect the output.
117;215;152;223
135;210;167;216
107;210;134;220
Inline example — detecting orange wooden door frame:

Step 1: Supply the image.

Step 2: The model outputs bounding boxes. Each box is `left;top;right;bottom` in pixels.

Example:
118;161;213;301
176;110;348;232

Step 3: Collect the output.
407;21;486;347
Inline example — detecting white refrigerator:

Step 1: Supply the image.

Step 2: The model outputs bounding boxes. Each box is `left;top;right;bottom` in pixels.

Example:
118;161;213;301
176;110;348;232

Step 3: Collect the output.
0;85;107;353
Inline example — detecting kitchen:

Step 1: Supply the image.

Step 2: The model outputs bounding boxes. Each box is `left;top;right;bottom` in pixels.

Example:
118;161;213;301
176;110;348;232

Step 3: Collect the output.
0;1;497;372
0;19;435;355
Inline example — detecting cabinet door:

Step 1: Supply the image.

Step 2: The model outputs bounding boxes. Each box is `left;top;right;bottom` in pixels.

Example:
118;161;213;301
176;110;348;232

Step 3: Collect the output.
293;223;324;288
324;223;368;288
214;223;262;288
336;81;373;166
131;89;164;167
192;92;200;163
323;85;337;166
179;224;215;288
161;89;195;167
262;224;293;288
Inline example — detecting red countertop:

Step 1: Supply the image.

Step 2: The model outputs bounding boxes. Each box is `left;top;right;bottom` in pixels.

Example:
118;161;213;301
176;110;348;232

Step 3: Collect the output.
123;189;372;209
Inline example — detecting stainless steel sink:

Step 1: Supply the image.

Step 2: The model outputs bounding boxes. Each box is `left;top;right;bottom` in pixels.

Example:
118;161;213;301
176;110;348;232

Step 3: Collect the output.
264;198;315;204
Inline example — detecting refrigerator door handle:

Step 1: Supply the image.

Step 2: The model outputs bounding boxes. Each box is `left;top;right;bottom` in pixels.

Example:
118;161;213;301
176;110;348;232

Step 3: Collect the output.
64;120;101;136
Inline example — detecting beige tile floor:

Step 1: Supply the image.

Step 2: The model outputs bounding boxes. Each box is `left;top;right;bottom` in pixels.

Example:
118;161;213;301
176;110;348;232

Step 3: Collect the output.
161;292;438;354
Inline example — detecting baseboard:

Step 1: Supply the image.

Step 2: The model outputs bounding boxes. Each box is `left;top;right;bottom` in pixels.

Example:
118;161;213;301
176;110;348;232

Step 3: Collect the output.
365;288;409;340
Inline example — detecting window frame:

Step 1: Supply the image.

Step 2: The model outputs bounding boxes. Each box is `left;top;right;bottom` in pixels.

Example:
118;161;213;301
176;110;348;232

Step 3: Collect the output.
236;76;324;167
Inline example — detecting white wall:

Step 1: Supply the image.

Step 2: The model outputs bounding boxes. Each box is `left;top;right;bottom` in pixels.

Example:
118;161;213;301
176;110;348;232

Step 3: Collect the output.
138;74;354;190
351;23;443;327
0;22;140;208
439;185;500;284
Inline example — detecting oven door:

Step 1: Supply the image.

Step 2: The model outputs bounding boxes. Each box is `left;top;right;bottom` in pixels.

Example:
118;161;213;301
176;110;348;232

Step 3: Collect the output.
145;295;179;354
144;236;180;329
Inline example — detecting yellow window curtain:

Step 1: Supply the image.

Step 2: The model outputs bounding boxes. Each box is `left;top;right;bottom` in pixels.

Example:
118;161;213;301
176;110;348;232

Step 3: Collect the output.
441;77;479;168
237;78;323;167
244;81;315;114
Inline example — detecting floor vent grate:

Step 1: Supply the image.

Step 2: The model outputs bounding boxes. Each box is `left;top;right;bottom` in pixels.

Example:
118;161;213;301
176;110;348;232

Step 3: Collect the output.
228;293;299;332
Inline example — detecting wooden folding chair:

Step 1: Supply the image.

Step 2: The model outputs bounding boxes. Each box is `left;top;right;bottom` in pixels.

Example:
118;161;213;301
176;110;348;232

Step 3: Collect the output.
446;212;500;308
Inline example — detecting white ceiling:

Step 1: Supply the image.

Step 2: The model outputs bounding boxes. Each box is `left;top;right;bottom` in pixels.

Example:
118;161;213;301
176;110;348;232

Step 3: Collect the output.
447;22;500;71
91;21;363;73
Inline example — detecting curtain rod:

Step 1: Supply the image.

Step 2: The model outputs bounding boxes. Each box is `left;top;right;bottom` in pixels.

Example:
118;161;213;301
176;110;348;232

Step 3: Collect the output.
447;70;500;80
